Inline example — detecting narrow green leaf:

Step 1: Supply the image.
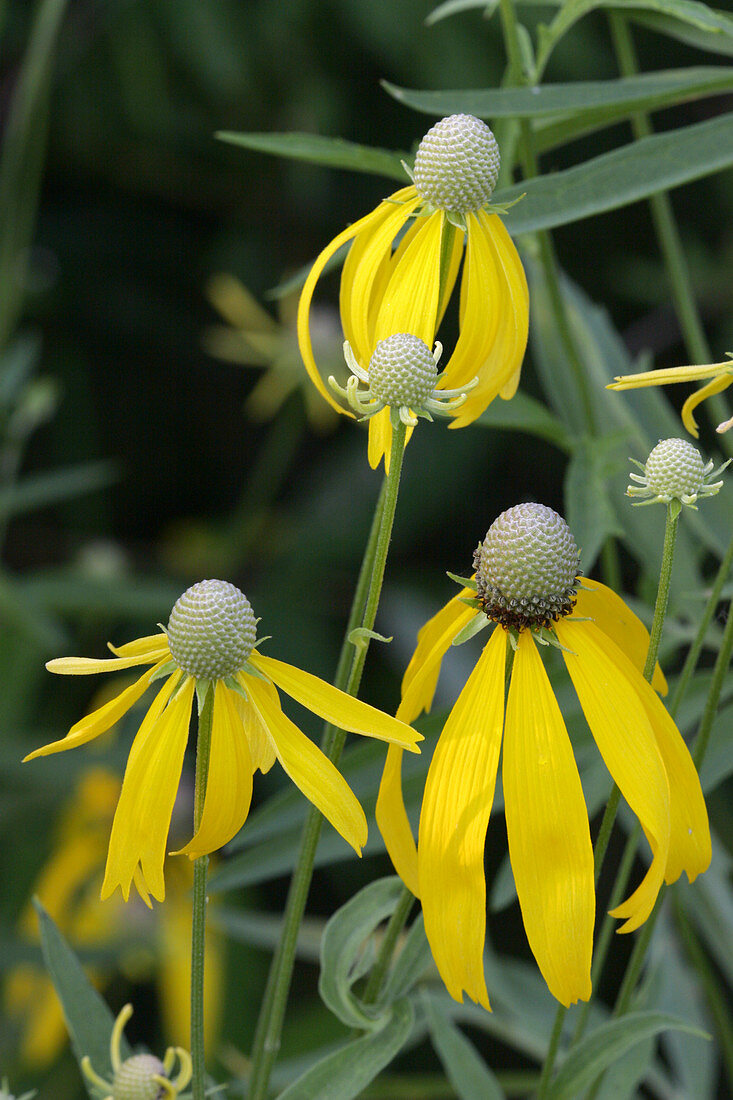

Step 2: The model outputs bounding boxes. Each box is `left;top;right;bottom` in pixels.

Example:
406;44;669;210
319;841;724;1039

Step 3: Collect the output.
34;898;131;1085
216;130;407;182
0;0;70;350
0;570;66;649
382;911;433;1003
633;8;733;57
425;993;505;1099
427;0;497;25
319;877;405;1030
499;112;733;236
564;436;624;572
276;1000;414;1100
0;461;118;521
384;67;733;122
547;1012;709;1099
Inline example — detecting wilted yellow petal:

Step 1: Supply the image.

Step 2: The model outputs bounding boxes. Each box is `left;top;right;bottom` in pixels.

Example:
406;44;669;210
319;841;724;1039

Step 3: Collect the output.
23;661;169;761
608;361;732;390
418;626;506;1010
572;579;666;695
398;589;478;725
504;632;593;1006
374;209;444;346
244;673;367;853
233;676;276;773
376;743;419;897
250;653;421;751
682;372;733;437
101;677;194;903
556;619;670;932
175;683;253;859
107;633;169;658
46;651;166;675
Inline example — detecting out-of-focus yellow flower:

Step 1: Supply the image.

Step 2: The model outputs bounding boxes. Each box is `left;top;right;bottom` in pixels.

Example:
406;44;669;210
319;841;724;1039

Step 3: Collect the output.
25;579;421;905
608;355;733;436
204;273;343;433
4;768;223;1069
377;504;710;1010
298;114;529;469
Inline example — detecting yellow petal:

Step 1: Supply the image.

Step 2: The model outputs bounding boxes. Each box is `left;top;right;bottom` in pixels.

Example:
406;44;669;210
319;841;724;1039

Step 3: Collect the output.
445;213;529;428
572;579;667;695
340;188;420;359
367;409;415;473
23;660;168;761
233;675;277;773
376;743;419;897
504;632;594;1006
555;619;670;932
607;361;732;390
250;653;421;751
418;626;506;1010
107;633;169;658
244;673;367;853
585;630;710;884
101;677;194;903
46;651;166;675
175;683;253;859
682;372;733;437
397;589;478;725
373;209;444;345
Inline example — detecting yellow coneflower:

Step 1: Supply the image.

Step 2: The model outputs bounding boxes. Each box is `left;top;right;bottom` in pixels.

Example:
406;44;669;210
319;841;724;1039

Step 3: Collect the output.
608;355;733;436
377;504;710;1009
298;114;529;469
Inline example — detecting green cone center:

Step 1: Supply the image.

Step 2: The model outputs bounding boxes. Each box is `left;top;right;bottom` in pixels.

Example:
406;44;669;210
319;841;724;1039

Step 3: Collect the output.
167;579;257;680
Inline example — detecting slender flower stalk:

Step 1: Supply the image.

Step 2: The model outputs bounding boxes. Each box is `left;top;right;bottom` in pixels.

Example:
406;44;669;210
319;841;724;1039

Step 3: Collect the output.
190;690;213;1100
247;420;409;1100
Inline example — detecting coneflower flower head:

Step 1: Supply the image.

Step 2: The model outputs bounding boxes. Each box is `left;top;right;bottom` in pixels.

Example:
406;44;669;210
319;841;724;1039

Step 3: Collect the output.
627;437;729;509
412;114;501;219
167;579;257;680
82;1004;191;1100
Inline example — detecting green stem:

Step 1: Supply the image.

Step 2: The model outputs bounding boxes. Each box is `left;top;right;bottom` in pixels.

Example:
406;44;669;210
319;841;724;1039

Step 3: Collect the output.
539;504;679;1091
360;884;415;1008
191;689;214;1100
247;420;408;1100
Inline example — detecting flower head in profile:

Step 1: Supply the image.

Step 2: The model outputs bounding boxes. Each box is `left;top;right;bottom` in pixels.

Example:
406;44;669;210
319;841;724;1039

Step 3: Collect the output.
25;580;421;905
81;1003;190;1100
626;437;728;509
377;504;710;1009
298;113;529;468
608;354;733;437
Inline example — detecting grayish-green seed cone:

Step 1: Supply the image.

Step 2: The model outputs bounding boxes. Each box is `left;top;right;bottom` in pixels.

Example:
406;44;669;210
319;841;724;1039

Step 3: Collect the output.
644;437;706;499
167;578;257;679
474;503;581;629
368;334;437;407
112;1054;167;1100
413;114;500;214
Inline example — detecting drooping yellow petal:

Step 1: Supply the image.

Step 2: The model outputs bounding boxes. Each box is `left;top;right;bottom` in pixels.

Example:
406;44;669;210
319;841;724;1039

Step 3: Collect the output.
175;683;253;859
376;743;419;897
418;626;506;1010
107;633;170;658
244;673;367;853
445;213;529;428
23;660;168;761
368;406;392;472
556;619;670;933
607;361;732;390
682;372;733;437
250;653;421;751
101;677;194;903
398;588;478;725
504;632;594;1006
339;188;420;361
572;579;667;695
232;676;276;773
587;630;710;884
374;209;445;346
46;651;166;675
297;201;401;413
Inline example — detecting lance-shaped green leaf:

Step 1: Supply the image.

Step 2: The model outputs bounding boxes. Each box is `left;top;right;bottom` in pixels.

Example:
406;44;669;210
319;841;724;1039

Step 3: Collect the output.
424;993;505;1100
319;877;405;1030
546;1012;709;1099
34;899;131;1087
633;8;733;57
498;112;733;236
216;130;407;181
384;67;733;123
564;435;625;573
476;390;573;452
0;461;117;521
276;1000;414;1100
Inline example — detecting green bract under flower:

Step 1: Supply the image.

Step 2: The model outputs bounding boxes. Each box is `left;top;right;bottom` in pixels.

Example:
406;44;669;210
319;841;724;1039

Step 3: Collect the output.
413;114;500;214
167;579;257;679
627;437;729;508
474;503;581;630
